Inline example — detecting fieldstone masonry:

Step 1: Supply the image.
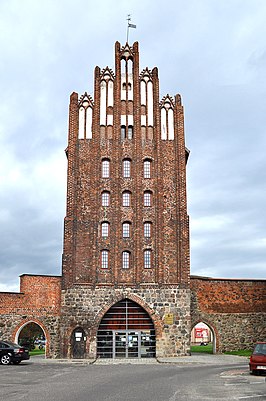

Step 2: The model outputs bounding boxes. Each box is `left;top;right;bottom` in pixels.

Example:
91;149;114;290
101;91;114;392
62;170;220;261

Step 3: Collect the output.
60;286;191;358
1;274;264;358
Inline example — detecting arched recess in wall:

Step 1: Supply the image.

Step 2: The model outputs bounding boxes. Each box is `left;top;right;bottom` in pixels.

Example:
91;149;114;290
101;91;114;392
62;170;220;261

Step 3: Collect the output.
96;298;156;359
191;321;217;354
14;320;48;357
71;327;87;359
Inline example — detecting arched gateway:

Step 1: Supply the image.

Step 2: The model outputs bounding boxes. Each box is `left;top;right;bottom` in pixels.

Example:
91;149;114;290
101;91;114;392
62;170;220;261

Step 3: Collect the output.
97;299;155;359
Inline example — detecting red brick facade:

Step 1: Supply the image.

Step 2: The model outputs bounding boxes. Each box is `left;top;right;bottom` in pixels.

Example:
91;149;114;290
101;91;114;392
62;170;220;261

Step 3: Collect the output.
62;41;190;289
58;41;192;358
0;274;61;315
191;276;265;314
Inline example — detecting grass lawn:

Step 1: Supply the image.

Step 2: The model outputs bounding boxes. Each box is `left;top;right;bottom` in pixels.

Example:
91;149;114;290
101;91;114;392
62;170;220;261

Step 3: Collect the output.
29;348;45;356
190;344;252;357
190;344;213;354
224;349;252;357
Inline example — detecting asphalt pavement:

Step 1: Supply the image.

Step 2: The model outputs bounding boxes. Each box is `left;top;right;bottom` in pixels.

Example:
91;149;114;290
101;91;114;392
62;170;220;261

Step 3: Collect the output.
32;352;249;365
1;353;265;401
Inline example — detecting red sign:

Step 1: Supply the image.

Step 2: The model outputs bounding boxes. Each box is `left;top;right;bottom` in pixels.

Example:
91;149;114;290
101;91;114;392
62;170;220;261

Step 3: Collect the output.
195;328;203;338
195;328;208;338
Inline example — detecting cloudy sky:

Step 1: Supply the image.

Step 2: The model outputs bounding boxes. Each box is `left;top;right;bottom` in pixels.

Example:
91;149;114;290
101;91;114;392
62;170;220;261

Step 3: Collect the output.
0;0;265;291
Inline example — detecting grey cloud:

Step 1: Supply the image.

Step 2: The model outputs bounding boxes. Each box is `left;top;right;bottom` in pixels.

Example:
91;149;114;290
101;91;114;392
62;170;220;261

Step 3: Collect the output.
1;0;266;290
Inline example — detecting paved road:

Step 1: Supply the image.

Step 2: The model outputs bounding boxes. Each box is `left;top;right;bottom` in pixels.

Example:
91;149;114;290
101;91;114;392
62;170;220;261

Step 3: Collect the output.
0;355;265;401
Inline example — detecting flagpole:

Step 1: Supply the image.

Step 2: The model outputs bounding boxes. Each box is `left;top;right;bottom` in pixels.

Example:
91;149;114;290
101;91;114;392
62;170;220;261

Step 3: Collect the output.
126;14;130;43
126;14;136;43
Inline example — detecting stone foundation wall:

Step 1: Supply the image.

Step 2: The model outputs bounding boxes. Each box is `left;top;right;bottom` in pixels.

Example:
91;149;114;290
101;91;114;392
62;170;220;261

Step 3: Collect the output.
1;274;265;358
0;314;61;358
60;285;191;358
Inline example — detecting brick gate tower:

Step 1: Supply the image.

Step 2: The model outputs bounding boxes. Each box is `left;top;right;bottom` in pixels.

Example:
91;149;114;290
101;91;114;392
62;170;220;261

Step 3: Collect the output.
60;41;190;359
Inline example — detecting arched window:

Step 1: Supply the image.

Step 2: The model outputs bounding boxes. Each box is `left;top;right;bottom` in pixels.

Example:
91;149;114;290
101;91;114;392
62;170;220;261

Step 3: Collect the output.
123;159;131;178
121;126;133;140
78;106;85;139
122;222;131;238
101;250;109;269
144;191;152;207
102;159;110;178
101;191;110;207
128;125;133;139
127;59;133;75
122;251;130;269
101;222;109;238
143;160;151;178
144;222;151;238
121;125;126;140
122;191;131;207
144;250;151;269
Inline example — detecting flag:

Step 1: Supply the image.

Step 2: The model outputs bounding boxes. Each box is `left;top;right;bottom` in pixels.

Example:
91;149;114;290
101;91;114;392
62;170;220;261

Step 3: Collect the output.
128;23;136;28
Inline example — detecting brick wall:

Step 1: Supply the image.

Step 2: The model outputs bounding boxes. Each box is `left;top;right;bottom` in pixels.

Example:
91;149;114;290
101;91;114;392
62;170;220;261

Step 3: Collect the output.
0;274;61;315
191;276;266;351
0;274;265;357
0;274;61;357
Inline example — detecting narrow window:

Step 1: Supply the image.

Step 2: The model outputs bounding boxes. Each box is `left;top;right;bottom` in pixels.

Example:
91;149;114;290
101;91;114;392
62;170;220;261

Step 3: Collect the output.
121;125;126;140
122;222;130;238
101;250;109;269
144;160;151;178
144;250;151;269
144;191;152;207
101;191;110;207
123;159;131;178
122;251;130;269
101;222;109;238
122;191;131;207
128;125;133;139
144;222;151;238
102;159;110;178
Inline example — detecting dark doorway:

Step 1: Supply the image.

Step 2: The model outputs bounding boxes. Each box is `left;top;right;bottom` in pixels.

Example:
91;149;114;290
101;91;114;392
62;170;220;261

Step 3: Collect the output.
97;299;155;359
71;327;86;359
